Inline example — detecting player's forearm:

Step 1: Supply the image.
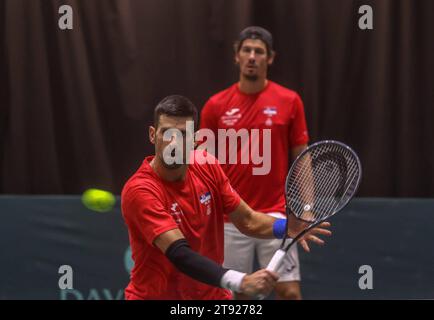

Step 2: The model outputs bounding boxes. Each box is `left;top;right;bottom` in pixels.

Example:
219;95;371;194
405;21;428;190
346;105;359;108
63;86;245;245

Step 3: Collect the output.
236;210;278;239
165;238;246;292
230;200;288;239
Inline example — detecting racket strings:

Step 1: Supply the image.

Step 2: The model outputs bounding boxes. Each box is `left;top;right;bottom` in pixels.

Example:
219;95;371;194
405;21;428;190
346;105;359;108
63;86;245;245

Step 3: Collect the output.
316;151;360;220
287;144;340;220
313;147;355;218
320;151;358;219
309;144;344;217
286;143;361;223
314;146;359;220
323;164;360;220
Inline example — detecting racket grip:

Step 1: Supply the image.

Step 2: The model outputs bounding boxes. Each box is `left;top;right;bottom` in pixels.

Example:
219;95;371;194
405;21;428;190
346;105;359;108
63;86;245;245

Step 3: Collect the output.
257;249;287;300
265;249;286;272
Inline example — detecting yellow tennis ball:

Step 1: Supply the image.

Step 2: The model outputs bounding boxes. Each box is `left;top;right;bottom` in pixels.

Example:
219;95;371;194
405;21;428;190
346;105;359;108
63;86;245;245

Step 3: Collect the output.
82;188;116;212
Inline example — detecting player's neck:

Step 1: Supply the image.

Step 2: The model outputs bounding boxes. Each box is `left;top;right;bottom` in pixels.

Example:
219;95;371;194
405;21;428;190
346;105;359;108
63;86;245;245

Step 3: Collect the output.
238;77;268;95
149;157;188;182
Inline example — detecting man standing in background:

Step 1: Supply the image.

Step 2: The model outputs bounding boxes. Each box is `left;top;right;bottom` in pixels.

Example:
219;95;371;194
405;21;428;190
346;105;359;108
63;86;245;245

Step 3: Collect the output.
200;26;310;300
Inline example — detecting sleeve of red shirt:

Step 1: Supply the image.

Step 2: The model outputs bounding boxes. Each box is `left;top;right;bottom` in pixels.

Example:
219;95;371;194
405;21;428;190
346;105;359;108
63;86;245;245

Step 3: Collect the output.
200;98;218;132
209;156;241;215
123;186;179;246
289;93;310;147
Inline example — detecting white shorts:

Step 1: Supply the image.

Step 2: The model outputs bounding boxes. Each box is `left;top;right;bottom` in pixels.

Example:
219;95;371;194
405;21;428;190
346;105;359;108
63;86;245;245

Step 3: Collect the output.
223;213;301;282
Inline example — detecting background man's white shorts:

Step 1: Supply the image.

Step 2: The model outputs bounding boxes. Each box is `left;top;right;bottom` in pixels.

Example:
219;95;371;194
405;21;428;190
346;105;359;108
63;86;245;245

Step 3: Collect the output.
223;213;301;282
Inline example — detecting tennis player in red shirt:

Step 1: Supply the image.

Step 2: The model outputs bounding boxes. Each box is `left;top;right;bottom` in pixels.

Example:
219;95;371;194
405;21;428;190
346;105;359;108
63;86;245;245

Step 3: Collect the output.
121;95;330;300
200;27;309;300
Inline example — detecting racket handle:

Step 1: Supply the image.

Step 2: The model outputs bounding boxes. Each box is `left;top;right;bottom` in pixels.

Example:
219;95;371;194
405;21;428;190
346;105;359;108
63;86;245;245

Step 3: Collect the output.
257;249;287;300
266;249;287;272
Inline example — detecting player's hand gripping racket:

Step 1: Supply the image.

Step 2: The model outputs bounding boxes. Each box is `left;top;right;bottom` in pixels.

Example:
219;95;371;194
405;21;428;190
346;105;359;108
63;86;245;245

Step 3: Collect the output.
259;140;362;299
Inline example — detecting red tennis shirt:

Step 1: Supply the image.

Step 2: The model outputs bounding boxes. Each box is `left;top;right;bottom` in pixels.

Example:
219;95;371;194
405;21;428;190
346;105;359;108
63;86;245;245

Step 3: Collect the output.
121;151;241;299
200;81;309;220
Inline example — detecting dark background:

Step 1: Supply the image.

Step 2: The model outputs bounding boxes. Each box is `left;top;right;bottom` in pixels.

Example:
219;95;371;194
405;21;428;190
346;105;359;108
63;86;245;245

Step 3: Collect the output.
1;0;433;196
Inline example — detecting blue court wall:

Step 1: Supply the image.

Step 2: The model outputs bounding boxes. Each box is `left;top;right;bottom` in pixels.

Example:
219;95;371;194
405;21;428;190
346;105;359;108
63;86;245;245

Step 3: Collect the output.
0;197;432;299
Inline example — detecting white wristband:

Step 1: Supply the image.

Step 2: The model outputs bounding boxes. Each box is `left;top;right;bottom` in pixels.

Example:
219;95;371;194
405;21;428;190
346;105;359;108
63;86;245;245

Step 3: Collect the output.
220;270;246;293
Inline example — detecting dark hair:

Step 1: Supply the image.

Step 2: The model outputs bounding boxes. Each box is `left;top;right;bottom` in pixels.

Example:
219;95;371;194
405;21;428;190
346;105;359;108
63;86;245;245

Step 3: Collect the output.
154;95;198;128
235;26;274;56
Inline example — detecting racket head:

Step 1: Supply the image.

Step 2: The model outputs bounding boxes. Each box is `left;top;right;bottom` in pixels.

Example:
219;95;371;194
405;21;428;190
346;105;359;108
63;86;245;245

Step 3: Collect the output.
285;140;362;224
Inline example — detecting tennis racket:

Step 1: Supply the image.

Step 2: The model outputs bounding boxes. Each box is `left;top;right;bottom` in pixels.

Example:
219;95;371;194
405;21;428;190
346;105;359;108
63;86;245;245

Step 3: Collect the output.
260;140;362;296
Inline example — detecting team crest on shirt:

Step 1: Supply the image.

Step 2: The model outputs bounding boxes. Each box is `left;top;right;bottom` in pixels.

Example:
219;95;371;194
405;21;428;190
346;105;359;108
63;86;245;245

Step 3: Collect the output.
199;191;212;215
263;106;277;126
170;202;184;225
221;107;242;126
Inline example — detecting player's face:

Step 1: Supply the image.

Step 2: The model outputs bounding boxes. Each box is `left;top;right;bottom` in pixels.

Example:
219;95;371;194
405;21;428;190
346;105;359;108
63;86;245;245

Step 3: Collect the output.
149;114;195;169
235;39;274;81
